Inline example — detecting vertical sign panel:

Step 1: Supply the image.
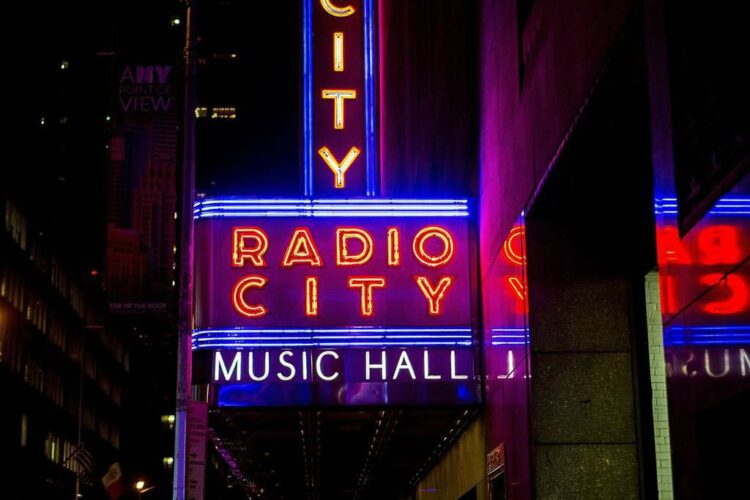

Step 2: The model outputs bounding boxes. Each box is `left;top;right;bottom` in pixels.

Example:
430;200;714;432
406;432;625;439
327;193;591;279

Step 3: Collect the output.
308;0;374;196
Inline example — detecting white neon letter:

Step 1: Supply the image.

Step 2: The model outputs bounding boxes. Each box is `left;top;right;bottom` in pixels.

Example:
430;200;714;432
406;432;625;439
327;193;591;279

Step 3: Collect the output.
214;352;241;382
315;351;340;381
450;350;469;380
365;351;386;381
248;351;270;381
278;351;296;381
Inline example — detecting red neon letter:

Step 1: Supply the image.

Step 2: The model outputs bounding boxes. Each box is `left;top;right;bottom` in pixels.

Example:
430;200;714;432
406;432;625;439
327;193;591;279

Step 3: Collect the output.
413;226;455;268
305;276;319;317
387;227;400;266
232;227;269;267
336;228;374;266
231;275;268;318
506;276;527;314
657;227;691;265
282;228;323;267
502;226;526;266
698;226;741;265
700;273;749;315
660;276;679;315
414;276;454;316
348;277;386;317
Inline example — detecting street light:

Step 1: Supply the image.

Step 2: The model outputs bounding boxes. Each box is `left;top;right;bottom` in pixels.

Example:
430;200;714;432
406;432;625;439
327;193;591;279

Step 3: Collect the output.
134;480;160;499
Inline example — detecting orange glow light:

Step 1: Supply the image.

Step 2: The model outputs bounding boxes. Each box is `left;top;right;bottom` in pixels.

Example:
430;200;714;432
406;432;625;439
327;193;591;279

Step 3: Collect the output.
321;89;357;130
232;227;269;267
348;276;386;317
305;276;319;316
231;275;268;318
318;146;361;188
502;226;525;266
387;227;400;266
333;32;344;72
412;226;455;268
282;228;323;267
414;276;454;316
336;227;374;266
320;0;356;17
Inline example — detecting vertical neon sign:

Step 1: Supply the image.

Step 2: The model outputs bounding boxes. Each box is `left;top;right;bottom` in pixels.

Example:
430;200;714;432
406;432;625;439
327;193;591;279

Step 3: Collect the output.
304;0;377;196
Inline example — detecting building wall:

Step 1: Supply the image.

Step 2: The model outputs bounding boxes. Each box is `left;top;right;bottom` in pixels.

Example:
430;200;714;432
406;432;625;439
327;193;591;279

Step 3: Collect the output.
379;0;479;197
415;417;487;500
478;0;634;268
477;1;659;498
0;198;128;499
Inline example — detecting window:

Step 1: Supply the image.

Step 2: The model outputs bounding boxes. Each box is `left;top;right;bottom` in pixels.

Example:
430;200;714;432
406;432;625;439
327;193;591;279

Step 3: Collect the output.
20;414;28;447
44;432;61;463
210;106;237;119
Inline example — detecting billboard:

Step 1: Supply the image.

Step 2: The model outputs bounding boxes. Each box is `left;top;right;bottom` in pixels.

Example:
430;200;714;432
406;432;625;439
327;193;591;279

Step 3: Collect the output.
192;199;479;406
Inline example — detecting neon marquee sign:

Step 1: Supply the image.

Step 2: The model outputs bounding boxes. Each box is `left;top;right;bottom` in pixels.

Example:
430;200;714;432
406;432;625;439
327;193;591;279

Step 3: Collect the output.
191;1;479;406
193;200;479;406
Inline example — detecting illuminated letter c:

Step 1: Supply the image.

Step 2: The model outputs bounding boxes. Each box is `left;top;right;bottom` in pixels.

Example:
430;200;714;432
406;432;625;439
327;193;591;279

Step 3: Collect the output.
320;0;355;17
232;275;268;318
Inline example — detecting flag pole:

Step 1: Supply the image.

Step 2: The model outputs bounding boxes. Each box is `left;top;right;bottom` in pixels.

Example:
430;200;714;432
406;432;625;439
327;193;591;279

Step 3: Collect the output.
173;0;197;498
74;325;86;499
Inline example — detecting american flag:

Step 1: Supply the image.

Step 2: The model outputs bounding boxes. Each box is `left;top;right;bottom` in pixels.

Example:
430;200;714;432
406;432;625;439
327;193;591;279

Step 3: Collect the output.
66;443;96;487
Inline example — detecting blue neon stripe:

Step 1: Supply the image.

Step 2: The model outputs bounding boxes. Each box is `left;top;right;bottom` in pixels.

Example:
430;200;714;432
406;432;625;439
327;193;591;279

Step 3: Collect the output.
193;198;470;219
363;0;377;196
666;326;750;331
663;324;750;346
197;204;467;211
654;196;750;216
664;340;750;346
195;211;468;219
194;327;471;334
194;341;473;349
196;198;469;206
302;0;314;196
191;326;475;349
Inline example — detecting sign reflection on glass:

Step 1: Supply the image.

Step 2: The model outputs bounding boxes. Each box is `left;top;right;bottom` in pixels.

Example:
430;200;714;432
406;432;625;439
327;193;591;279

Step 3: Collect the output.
658;222;750;318
666;347;750;379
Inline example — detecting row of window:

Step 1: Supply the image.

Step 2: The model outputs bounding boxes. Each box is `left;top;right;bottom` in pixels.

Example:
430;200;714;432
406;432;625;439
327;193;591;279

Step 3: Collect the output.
194;106;237;119
4;199;88;321
0;277;125;406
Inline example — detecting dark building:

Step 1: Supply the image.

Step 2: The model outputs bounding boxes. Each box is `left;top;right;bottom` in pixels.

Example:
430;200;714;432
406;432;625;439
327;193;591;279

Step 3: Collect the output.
0;198;128;499
1;2;127;496
1;1;184;498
